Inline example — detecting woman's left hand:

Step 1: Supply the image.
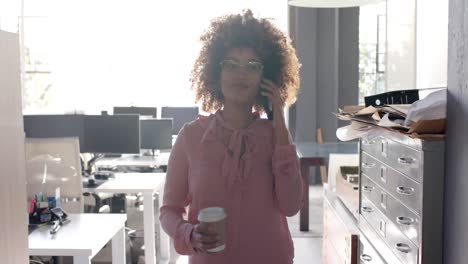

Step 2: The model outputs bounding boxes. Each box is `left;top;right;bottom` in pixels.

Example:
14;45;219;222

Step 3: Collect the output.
260;78;292;144
259;78;285;117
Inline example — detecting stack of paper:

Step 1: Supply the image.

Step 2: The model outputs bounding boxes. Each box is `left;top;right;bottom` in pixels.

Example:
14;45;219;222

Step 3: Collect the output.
334;90;446;140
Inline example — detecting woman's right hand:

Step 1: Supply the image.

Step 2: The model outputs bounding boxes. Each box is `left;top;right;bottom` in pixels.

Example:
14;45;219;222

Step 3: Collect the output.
190;223;221;253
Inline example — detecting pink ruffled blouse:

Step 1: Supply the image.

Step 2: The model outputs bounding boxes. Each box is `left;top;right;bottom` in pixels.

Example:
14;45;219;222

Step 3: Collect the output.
159;110;304;264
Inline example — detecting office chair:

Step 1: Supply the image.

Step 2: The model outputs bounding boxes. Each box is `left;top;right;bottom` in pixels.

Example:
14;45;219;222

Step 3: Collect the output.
25;137;84;213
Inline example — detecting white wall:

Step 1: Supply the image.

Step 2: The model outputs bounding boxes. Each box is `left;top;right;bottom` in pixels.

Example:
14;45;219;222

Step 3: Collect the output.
0;0;21;33
416;0;448;89
0;30;28;264
386;0;449;90
386;0;417;90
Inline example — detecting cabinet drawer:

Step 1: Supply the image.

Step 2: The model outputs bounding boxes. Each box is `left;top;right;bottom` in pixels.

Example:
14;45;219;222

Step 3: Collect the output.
361;153;422;215
361;136;386;160
360;175;381;211
361;175;421;246
324;195;359;264
359;233;387;264
383;188;421;246
360;198;419;264
361;137;423;182
386;139;423;182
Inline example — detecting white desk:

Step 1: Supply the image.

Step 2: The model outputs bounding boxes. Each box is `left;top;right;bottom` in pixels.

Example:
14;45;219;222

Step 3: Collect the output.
90;173;169;264
95;153;170;170
29;214;127;264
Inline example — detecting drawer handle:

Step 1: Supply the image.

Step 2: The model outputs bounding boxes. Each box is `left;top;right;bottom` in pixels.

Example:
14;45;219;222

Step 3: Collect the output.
362;206;374;213
360;254;373;262
362;185;374;192
381;140;388;156
380;166;387;183
397;216;415;225
395;243;411;253
398;157;415;165
397;186;415;195
362;162;376;169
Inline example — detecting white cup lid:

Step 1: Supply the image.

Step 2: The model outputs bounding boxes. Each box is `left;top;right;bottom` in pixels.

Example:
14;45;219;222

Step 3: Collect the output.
197;207;226;222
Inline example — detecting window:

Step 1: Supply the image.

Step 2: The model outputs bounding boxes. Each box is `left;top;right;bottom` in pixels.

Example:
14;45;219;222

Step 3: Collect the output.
21;0;287;114
358;2;387;104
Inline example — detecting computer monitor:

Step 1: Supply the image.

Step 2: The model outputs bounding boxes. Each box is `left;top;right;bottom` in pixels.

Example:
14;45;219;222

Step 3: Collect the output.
161;106;199;134
83;115;140;154
140;118;173;150
23;115;86;151
113;106;157;117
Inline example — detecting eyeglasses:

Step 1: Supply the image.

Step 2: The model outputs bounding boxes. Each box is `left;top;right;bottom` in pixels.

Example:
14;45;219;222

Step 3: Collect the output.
219;60;264;74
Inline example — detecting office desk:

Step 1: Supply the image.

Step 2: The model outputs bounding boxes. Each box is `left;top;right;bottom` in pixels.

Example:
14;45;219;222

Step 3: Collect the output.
86;173;168;264
29;214;127;264
296;142;358;231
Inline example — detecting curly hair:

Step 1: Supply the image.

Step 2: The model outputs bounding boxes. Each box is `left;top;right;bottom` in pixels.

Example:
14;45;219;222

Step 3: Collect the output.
190;9;301;113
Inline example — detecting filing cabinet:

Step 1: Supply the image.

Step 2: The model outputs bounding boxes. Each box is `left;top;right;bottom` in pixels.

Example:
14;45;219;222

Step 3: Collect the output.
358;131;444;264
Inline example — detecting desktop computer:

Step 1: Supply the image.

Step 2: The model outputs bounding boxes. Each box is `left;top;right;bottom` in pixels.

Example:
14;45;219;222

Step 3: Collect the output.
23;115;86;151
140;118;173;153
24;114;141;155
113;106;157;117
82;114;141;154
161;106;199;134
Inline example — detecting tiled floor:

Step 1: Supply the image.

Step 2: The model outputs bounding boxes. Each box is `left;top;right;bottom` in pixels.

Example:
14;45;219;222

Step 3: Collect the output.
292;237;322;264
291;185;323;264
175;186;324;264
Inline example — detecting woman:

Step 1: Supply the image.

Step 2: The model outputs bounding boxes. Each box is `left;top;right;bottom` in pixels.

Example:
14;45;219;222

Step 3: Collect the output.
160;9;303;264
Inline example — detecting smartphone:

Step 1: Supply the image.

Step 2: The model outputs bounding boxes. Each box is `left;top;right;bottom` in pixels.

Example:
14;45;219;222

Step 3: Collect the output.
259;77;274;120
260;92;273;120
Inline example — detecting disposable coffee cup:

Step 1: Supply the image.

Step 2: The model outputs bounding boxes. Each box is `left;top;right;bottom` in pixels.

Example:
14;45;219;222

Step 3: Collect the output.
197;207;226;252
